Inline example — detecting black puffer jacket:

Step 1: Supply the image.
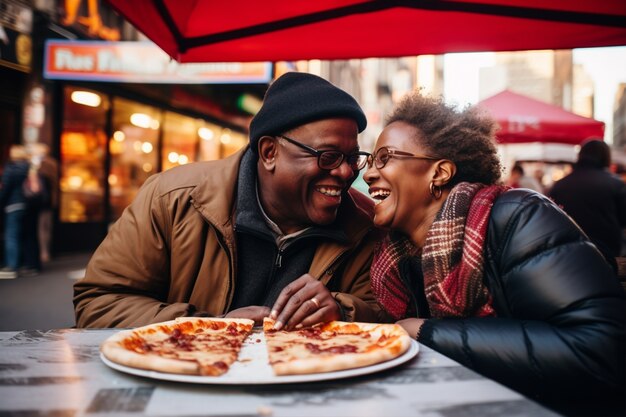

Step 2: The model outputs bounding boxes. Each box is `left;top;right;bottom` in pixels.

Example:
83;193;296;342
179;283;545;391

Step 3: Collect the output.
417;189;625;417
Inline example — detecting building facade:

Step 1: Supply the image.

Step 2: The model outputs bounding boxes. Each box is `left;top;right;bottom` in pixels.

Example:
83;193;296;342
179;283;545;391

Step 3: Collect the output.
1;0;269;253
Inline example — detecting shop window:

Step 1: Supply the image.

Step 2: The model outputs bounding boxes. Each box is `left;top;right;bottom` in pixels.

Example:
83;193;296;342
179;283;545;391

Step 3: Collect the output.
163;116;248;167
161;112;199;171
60;87;248;225
218;128;247;158
197;124;247;161
197;121;222;161
109;98;161;221
60;87;108;223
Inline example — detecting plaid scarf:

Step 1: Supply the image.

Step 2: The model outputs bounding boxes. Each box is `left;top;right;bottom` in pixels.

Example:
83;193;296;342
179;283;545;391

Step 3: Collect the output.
371;182;510;320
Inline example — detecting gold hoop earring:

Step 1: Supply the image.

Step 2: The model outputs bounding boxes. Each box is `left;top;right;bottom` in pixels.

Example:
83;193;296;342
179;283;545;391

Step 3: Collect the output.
429;182;442;199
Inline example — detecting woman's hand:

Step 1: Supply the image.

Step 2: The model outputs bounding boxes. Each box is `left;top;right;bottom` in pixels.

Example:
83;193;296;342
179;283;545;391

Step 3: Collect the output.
270;274;340;330
224;306;271;325
396;318;425;339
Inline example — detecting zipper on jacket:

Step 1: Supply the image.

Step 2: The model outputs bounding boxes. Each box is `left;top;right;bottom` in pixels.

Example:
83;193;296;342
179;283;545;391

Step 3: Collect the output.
264;241;289;295
275;249;283;268
272;237;297;270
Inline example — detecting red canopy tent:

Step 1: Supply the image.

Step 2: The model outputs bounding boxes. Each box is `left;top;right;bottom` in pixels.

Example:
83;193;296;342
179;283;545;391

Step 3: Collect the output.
105;0;626;63
476;90;605;145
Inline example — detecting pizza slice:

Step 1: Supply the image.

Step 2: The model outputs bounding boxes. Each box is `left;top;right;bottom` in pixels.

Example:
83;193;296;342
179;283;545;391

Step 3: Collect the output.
262;317;411;376
101;317;254;376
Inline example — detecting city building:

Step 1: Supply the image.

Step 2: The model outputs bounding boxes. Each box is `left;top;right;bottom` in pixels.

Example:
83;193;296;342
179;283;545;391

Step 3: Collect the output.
478;50;574;109
1;0;269;253
614;84;626;149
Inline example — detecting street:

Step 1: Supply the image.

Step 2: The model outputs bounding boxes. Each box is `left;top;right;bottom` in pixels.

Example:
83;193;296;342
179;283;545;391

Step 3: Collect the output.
0;252;92;331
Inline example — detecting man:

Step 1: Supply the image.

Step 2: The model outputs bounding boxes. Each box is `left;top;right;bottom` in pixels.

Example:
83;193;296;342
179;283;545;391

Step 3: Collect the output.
0;145;30;279
549;139;626;272
74;72;385;329
32;143;58;265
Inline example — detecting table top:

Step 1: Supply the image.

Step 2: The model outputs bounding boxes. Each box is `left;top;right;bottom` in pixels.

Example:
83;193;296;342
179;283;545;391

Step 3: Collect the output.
0;329;559;417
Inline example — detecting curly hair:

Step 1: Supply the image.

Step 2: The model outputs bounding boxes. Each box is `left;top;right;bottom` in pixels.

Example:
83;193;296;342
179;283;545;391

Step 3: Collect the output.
386;92;503;186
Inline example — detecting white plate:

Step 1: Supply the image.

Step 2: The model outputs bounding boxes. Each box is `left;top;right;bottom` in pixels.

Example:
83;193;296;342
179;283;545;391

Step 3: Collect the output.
100;329;419;385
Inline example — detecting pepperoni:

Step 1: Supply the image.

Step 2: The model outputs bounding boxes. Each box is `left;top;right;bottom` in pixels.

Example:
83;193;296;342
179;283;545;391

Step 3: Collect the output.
299;328;323;339
209;321;227;330
305;343;357;354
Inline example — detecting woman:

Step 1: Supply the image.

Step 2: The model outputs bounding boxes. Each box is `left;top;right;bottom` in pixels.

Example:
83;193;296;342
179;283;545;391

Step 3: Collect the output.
363;93;625;416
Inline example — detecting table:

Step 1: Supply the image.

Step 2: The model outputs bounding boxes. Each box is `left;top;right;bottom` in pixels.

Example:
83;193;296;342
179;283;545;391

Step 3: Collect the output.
0;329;559;417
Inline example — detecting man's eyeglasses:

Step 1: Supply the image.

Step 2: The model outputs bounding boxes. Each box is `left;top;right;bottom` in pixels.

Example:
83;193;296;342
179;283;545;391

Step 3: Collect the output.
277;135;370;171
367;146;439;169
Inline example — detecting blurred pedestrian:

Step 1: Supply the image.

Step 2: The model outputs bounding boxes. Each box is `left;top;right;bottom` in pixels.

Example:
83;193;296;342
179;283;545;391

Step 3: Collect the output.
507;163;543;192
19;150;46;276
532;167;547;194
549;139;626;272
0;145;29;279
32;143;58;264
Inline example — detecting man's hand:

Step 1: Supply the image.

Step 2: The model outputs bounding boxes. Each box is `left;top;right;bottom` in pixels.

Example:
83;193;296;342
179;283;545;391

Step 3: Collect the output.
224;306;270;325
396;318;425;339
270;274;340;330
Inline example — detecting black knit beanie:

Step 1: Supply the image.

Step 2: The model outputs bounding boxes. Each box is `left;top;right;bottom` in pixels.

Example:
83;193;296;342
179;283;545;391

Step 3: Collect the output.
249;72;367;154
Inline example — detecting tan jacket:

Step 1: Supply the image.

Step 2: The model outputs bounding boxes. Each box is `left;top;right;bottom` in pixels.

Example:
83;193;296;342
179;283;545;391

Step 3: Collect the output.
74;149;386;328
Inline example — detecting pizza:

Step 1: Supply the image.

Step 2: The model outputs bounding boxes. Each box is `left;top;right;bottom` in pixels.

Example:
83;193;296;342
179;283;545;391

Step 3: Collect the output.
101;317;412;377
263;317;411;375
100;317;254;376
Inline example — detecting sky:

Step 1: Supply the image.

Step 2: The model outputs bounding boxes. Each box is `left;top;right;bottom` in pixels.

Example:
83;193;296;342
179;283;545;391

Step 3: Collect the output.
442;46;626;143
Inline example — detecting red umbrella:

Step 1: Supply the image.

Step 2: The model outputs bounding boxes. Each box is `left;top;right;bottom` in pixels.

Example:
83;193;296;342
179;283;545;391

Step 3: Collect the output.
106;0;626;63
476;90;605;145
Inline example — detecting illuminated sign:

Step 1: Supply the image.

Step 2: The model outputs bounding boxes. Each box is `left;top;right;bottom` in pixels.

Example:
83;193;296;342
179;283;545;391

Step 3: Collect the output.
44;40;272;84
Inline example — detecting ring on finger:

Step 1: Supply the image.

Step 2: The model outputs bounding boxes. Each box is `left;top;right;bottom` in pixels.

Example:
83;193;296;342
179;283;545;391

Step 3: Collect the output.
309;297;320;308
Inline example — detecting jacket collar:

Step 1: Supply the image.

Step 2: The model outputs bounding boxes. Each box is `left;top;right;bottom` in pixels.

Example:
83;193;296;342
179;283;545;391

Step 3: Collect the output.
188;148;245;242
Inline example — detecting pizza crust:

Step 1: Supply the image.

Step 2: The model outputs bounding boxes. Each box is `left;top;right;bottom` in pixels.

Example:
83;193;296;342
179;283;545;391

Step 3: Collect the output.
270;349;399;375
263;318;411;376
101;317;254;376
102;335;200;375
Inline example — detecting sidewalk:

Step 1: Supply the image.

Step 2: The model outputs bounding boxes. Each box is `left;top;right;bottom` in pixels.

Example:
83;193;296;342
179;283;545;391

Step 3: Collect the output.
0;252;92;331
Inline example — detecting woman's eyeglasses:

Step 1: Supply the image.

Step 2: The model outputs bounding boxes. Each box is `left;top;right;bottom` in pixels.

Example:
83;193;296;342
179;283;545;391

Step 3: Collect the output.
367;146;439;169
278;135;370;171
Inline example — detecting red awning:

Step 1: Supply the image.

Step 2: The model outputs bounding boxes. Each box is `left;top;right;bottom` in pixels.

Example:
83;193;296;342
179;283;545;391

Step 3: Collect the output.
105;0;626;63
476;90;605;145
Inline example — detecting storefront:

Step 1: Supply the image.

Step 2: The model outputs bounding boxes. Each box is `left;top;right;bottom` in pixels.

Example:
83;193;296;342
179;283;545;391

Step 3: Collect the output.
54;82;255;250
43;40;271;251
1;1;272;254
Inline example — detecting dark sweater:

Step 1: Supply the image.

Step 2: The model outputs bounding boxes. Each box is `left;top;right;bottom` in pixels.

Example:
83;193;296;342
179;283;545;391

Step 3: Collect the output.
231;150;348;309
549;165;626;263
